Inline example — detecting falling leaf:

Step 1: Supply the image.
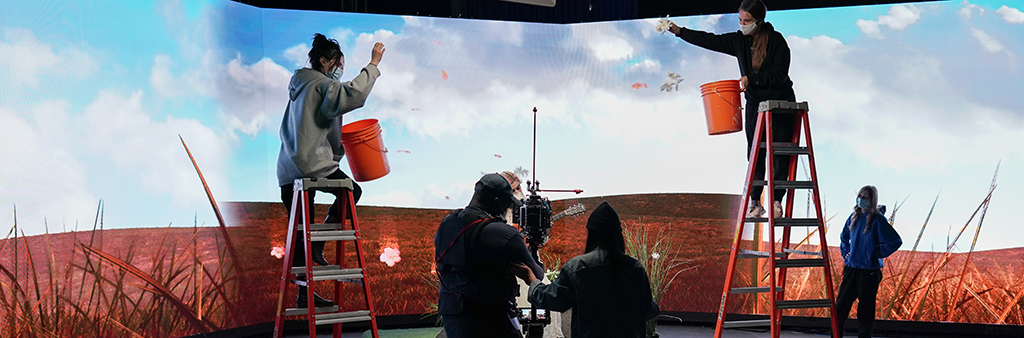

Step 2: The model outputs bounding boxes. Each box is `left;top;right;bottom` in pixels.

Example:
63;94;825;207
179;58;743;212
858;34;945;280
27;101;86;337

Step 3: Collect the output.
380;247;402;267
433;41;443;46
445;196;450;200
410;108;420;111
631;82;648;89
442;70;448;81
660;71;684;92
494;154;502;158
396;150;411;154
270;246;285;259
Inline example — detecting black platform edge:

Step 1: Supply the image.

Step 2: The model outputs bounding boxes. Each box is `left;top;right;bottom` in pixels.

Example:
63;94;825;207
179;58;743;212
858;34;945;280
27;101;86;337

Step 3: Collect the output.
659;311;1024;338
186;312;1024;338
183;314;440;338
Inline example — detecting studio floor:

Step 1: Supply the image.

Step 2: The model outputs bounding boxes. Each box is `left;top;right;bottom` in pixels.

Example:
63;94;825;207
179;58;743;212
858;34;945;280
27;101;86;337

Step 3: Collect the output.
283;325;893;338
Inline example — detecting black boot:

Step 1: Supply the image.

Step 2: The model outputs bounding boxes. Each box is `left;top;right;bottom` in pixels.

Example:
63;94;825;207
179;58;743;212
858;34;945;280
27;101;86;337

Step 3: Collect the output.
296;285;336;308
310;241;329;266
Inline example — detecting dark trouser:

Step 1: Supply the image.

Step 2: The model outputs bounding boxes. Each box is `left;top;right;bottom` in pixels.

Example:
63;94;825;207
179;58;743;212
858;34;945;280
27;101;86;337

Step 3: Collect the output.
280;169;362;267
745;94;796;203
835;266;882;338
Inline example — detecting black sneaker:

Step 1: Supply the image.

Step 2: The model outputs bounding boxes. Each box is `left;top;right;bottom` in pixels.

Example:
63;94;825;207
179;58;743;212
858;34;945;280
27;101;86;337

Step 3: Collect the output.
311;241;329;266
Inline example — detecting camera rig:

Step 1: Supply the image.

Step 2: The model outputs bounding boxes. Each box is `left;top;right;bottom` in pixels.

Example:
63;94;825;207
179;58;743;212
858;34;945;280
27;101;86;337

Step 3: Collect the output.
514;107;584;338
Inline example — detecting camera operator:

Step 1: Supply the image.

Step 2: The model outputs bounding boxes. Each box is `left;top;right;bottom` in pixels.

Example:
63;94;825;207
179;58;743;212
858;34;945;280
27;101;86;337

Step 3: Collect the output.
512;201;659;338
435;173;544;338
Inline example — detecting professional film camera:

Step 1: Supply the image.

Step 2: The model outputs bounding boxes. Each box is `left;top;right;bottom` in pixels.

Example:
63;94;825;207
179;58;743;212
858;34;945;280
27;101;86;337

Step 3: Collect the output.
513;107;585;338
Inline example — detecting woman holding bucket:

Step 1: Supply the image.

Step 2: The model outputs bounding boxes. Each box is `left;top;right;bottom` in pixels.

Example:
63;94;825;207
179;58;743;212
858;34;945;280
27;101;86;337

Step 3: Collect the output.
276;33;385;307
668;0;796;218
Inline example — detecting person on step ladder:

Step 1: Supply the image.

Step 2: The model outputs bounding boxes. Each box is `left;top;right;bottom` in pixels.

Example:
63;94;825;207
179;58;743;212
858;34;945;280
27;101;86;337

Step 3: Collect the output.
276;33;385;308
667;0;797;218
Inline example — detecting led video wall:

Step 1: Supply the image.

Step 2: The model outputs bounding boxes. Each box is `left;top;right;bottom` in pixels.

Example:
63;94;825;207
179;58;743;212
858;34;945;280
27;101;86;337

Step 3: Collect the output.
1;0;1023;336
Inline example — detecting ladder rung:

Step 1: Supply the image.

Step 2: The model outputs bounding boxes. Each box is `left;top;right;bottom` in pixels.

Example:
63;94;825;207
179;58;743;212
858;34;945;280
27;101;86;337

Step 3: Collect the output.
309;230;358;241
730;286;783;294
284;305;339;316
776;299;832;309
737;249;782;259
743;217;820;226
783;248;822;256
752;180;815;190
310;223;345;231
759;142;810;155
722;319;771;328
314;310;373;325
292;266;365;281
774;258;825;268
758;100;809;113
295;178;354;191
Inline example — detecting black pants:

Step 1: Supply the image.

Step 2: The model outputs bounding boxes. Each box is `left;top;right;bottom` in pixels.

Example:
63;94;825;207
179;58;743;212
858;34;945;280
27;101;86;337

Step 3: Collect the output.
280;169;362;267
835;266;882;338
745;95;796;203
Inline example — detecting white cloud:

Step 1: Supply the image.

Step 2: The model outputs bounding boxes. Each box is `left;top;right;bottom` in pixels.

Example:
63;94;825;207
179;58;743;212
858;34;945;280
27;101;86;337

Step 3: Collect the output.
0;103;98;233
361;182;473;209
970;27;1004;53
0;28;98;87
216;56;291;138
573;24;634;62
996;5;1024;24
627;59;660;73
82;90;233;208
283;43;310;68
958;2;984;19
857;4;923;38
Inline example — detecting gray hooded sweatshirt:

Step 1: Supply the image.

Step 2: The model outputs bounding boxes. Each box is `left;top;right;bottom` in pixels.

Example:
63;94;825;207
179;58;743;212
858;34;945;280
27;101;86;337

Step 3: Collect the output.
277;64;380;186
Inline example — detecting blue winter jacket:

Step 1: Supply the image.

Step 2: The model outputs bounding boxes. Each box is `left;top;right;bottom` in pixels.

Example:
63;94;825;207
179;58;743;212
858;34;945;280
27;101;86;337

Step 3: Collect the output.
840;206;903;270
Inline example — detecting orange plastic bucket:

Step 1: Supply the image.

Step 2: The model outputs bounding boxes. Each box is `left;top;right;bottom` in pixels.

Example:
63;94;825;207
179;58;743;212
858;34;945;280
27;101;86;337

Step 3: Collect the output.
699;80;743;135
341;119;390;182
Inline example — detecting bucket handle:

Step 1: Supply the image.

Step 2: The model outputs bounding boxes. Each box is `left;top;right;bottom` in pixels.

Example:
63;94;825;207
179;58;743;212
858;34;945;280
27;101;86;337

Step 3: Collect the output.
347;136;388;154
713;87;743;111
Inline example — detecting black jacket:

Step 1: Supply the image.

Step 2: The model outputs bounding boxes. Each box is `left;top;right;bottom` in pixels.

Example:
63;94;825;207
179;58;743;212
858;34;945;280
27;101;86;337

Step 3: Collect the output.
675;23;795;104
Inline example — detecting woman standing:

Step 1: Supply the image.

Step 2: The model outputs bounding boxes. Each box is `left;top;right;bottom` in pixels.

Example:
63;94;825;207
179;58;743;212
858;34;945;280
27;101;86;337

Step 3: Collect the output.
668;0;796;218
836;185;902;338
277;33;385;307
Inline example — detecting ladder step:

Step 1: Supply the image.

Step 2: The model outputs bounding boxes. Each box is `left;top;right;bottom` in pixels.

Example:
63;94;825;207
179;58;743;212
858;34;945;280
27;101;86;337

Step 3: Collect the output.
774;258;825;268
743;217;820;226
284;305;339;316
730;286;783;294
783;248;822;256
309;230;358;241
295;178;354;191
314;310;373;325
737;249;782;259
722;319;771;328
752;180;816;190
310;223;345;231
759;142;810;155
776;299;832;309
757;100;809;113
291;266;365;281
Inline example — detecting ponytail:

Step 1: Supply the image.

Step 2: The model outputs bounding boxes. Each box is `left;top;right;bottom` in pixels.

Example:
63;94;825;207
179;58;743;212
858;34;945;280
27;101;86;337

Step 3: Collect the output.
308;33;343;72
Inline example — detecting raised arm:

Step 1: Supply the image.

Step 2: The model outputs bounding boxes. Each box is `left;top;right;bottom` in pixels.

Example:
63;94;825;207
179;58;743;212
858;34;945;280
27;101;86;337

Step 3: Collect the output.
671;23;741;57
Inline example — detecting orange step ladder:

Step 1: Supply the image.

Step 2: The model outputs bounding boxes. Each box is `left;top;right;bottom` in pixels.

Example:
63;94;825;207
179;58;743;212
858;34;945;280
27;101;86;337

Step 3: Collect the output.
714;100;839;338
273;178;380;338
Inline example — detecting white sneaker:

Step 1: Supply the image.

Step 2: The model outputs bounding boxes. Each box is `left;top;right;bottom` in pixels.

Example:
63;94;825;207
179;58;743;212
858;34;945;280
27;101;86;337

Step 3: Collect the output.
746;202;766;218
773;201;783;218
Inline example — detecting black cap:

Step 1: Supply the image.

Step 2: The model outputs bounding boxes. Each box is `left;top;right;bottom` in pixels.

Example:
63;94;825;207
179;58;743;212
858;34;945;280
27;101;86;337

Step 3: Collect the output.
586;201;621;233
476;173;524;207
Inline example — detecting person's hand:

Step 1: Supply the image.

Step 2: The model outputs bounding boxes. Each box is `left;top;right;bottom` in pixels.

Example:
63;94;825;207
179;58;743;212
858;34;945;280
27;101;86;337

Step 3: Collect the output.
669;22;681;35
739;76;748;92
370;42;385;66
510;262;536;284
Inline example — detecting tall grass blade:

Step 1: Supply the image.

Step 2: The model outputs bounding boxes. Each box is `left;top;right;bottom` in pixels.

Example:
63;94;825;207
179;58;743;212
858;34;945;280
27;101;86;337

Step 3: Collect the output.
945;162;999;322
80;243;214;332
179;135;244;282
883;191;939;319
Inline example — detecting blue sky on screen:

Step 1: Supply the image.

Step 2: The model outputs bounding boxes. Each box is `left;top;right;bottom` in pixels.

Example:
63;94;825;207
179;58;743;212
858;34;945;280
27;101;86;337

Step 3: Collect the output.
1;0;1022;253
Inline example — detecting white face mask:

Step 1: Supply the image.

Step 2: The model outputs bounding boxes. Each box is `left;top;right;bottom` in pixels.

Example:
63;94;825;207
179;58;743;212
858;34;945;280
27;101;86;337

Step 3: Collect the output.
328;65;343;81
741;22;758;36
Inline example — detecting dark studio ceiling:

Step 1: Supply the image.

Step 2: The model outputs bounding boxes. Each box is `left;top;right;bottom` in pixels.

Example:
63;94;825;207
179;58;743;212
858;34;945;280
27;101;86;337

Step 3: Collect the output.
234;0;937;24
